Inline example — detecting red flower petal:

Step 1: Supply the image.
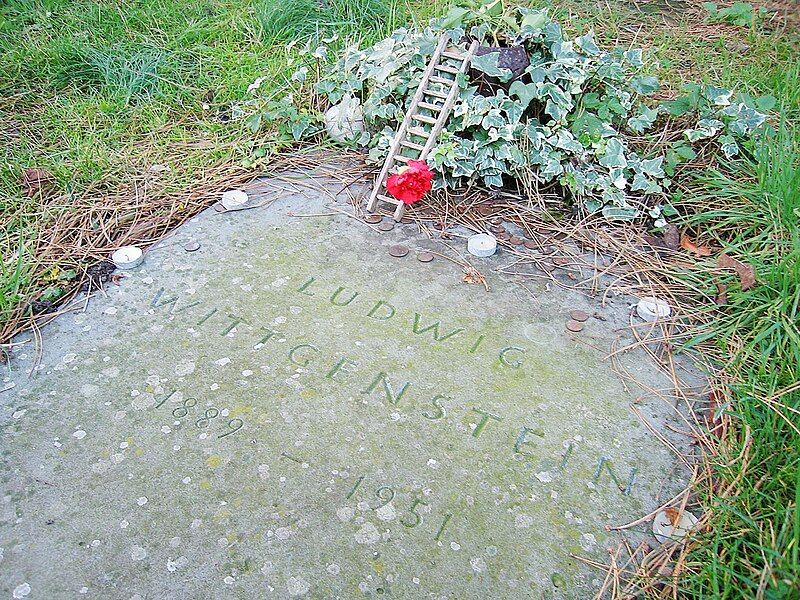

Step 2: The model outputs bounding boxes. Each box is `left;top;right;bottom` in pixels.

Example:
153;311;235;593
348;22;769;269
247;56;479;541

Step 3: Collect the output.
385;160;433;204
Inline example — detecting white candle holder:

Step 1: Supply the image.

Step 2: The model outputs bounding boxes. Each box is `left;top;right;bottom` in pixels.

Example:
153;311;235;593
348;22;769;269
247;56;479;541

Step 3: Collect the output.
111;246;143;270
467;233;497;257
636;296;671;322
221;189;249;210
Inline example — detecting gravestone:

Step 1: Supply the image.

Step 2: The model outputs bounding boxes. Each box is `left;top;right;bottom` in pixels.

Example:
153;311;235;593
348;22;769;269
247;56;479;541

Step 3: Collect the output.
1;170;690;599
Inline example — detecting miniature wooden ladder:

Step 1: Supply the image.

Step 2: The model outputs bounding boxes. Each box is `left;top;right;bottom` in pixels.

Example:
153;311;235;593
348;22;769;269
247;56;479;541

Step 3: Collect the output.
366;35;479;221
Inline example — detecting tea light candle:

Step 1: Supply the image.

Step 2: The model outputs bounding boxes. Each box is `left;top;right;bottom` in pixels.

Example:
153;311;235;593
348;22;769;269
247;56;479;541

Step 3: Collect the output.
111;246;143;270
221;189;249;210
636;296;671;322
468;233;497;257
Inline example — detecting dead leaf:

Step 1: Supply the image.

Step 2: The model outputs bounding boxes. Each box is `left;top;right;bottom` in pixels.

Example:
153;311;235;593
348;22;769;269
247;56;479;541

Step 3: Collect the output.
664;507;682;526
663;224;681;250
462;269;483;285
717;253;756;290
680;233;712;257
21;167;55;197
111;274;125;286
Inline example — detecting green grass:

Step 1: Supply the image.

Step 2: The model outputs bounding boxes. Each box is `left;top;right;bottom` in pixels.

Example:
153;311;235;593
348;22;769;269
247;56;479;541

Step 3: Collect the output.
676;124;800;597
2;0;799;596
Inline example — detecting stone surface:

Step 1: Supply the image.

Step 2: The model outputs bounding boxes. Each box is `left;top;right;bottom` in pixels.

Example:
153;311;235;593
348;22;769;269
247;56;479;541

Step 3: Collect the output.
1;170;691;598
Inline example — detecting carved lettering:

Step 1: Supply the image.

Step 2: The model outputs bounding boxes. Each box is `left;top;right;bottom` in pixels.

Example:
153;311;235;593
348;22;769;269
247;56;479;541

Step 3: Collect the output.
412;313;464;342
362;372;411;406
367;300;396;321
514;426;544;457
470;408;503;438
326;357;357;382
593;457;637;495
330;286;360;307
297;277;317;296
289;344;320;367
422;394;449;420
499;346;525;368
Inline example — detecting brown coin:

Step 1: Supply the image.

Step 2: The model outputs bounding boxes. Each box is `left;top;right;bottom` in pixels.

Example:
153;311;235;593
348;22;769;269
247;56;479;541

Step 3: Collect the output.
497;231;511;241
389;244;409;258
490;217;502;226
417;251;434;263
477;206;494;217
432;221;445;230
400;217;413;224
364;214;383;224
540;262;555;272
490;225;505;234
509;236;524;245
523;239;537;250
552;256;571;266
378;221;395;232
184;241;201;252
570;310;589;322
565;319;584;332
213;202;226;213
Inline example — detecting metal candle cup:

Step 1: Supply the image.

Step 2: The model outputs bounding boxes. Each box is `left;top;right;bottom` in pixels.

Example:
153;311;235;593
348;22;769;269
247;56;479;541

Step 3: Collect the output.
467;233;497;257
111;246;144;270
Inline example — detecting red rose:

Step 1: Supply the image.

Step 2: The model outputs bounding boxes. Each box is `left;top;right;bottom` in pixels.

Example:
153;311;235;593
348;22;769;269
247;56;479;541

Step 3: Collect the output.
385;160;433;204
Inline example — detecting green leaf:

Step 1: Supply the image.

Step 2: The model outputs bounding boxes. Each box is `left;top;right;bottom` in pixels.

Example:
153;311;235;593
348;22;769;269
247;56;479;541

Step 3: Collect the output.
520;9;548;31
630;76;660;95
599;138;627;168
471;52;513;82
755;95;776;112
438;7;470;29
509;81;538;109
245;113;262;133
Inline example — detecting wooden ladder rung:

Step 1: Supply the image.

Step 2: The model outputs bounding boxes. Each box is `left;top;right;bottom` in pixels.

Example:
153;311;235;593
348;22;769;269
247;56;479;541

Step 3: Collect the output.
424;88;449;99
401;140;425;151
442;51;465;60
435;64;459;74
393;154;412;163
418;101;443;111
412;114;438;125
407;127;431;138
377;194;401;205
429;75;454;85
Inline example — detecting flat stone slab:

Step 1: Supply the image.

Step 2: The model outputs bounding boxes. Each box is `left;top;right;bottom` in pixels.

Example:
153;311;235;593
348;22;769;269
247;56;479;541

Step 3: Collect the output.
1;170;690;598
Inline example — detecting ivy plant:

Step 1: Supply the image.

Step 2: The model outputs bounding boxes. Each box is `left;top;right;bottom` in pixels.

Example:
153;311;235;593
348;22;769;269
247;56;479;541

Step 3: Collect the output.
260;3;770;219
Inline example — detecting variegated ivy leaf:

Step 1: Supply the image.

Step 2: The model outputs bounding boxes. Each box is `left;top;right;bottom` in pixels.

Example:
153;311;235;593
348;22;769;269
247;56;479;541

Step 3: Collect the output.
549;129;584;154
599;138;628;168
684;118;724;142
482;109;506;129
631;173;661;194
630;75;660;95
704;85;734;106
575;33;601;56
483;174;504;188
471;52;514;82
721;104;766;136
627;105;659;133
640;156;665;178
509;81;540;109
719;134;740;158
623;48;644;68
